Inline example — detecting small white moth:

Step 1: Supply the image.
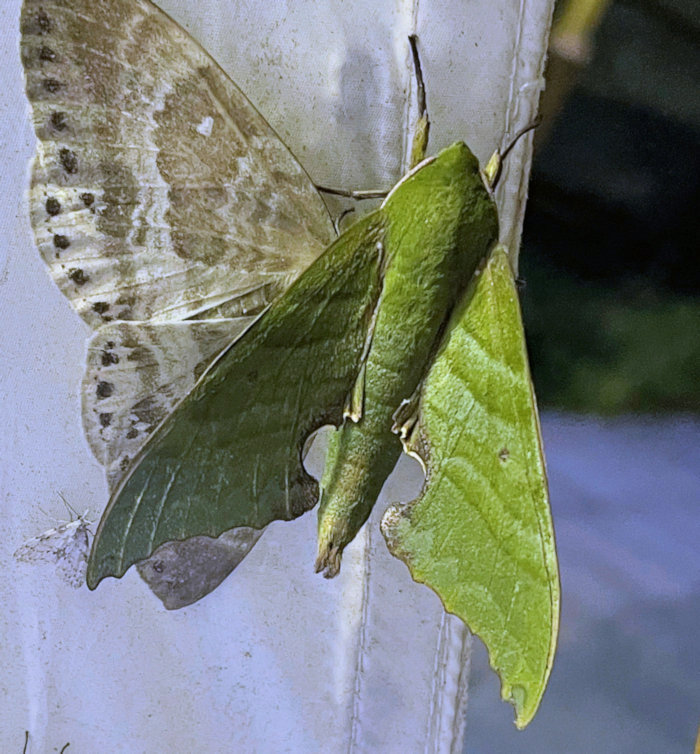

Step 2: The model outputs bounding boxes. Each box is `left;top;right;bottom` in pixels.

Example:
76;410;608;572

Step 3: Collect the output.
14;496;92;589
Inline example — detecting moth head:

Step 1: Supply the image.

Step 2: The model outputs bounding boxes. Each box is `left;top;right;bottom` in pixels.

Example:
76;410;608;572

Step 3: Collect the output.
481;116;542;192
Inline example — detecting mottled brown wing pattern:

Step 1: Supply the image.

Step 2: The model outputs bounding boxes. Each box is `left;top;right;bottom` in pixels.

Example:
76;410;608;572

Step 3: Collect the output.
20;0;334;330
82;319;254;486
20;0;335;605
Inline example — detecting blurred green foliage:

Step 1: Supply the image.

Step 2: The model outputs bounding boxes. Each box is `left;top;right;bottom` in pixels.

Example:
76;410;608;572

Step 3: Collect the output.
523;0;699;414
522;256;700;413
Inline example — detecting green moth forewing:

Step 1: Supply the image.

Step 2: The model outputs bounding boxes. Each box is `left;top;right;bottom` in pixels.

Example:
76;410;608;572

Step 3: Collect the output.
86;213;384;581
382;246;559;728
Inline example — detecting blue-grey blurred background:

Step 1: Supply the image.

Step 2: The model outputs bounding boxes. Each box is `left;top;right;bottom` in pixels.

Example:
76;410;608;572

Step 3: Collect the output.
467;0;699;750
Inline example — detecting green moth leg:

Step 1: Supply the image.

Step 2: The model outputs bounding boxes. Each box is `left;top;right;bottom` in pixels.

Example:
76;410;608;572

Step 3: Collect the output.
381;246;560;728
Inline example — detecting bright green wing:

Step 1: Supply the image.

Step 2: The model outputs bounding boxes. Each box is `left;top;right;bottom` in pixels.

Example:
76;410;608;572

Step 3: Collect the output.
87;214;385;588
381;245;559;728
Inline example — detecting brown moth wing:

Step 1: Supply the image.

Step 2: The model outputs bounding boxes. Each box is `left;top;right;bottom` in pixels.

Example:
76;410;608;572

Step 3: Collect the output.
20;0;335;605
136;527;264;610
20;0;334;330
82;319;255;482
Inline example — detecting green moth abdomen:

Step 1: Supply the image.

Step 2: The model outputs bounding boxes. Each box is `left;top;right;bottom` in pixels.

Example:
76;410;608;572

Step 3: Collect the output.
316;142;499;576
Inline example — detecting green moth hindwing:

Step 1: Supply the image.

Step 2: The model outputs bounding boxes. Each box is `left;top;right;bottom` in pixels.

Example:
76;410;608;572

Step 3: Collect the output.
382;246;560;728
87;215;385;587
20;0;335;606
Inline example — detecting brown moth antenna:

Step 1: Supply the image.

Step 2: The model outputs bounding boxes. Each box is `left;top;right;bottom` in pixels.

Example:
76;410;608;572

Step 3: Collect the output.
408;35;431;168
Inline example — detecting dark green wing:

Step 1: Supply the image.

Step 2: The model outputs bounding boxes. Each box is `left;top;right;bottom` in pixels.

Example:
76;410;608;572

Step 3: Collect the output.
87;215;385;588
382;246;559;728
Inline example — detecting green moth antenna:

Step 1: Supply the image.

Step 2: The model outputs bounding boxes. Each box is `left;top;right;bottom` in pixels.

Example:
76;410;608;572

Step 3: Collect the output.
483;116;542;190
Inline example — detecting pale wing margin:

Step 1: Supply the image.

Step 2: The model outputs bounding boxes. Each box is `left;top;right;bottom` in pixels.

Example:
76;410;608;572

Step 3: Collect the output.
382;246;560;729
20;0;334;329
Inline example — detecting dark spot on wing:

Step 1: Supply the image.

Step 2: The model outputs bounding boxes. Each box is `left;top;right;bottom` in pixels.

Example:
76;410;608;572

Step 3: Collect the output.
50;111;67;131
126;427;139;439
36;10;52;33
80;192;95;207
46;197;61;216
68;268;88;285
99;412;113;428
60;148;78;174
43;78;61;94
101;349;119;366
92;301;110;315
96;381;114;399
53;234;70;249
39;45;56;62
120;456;130;472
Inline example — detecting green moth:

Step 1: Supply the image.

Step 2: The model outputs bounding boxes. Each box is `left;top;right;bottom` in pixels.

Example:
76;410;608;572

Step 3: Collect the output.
21;0;559;728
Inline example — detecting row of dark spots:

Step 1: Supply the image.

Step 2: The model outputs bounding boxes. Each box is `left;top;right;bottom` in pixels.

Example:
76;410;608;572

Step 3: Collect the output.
34;8;72;262
98;338;116;427
96;366;115;427
30;11;95;302
46;190;95;295
49;133;76;269
32;8;64;106
46;192;95;217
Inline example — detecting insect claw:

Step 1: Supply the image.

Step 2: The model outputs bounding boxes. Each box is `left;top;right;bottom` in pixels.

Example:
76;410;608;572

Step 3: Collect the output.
314;543;342;578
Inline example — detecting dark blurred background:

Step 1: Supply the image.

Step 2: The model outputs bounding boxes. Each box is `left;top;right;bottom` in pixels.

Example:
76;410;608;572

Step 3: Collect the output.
523;0;699;414
466;1;699;751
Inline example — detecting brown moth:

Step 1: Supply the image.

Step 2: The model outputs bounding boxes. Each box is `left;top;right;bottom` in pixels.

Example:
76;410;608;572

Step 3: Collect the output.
20;0;336;607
